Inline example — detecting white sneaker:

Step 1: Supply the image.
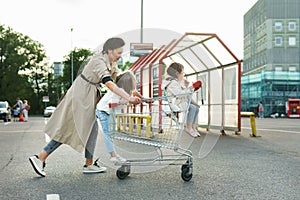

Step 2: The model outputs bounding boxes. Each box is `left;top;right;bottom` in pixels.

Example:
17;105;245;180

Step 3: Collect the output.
83;161;107;174
184;128;198;138
110;155;127;163
29;155;46;177
192;128;201;137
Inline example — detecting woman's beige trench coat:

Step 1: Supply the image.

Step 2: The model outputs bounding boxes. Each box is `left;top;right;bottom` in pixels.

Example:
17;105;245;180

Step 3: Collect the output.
44;53;119;153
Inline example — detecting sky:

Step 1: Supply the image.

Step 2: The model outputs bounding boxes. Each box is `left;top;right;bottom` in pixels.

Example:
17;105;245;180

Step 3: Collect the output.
0;0;258;63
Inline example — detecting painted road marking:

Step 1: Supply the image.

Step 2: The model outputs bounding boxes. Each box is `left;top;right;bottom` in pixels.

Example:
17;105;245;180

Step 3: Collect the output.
47;194;60;200
0;130;42;133
242;127;300;134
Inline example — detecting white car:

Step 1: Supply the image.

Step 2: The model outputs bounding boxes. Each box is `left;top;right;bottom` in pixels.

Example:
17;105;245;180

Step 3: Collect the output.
0;101;12;122
44;106;56;117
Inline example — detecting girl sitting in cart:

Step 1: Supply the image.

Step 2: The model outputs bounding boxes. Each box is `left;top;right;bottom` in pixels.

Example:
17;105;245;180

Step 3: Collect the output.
96;70;138;163
162;62;201;138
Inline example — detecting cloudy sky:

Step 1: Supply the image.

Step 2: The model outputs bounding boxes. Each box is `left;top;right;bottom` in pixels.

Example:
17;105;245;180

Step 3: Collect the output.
0;0;257;62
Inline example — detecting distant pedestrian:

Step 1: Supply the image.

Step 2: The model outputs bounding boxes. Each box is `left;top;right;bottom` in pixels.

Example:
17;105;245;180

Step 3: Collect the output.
13;97;23;121
13;108;19;122
22;100;30;122
258;101;264;118
13;97;23;110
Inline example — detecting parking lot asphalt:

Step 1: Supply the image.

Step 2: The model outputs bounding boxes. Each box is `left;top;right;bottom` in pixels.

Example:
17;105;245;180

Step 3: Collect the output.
0;117;299;200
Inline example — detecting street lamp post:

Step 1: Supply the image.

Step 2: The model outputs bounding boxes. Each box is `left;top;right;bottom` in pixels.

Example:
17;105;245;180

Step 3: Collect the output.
71;28;74;84
140;0;143;43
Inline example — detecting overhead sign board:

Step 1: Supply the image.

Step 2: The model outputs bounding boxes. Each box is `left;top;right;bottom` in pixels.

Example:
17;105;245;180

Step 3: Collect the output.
42;96;49;102
130;43;153;57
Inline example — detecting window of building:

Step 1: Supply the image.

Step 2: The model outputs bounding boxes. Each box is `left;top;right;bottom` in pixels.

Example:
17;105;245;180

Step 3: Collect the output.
288;22;296;31
275;22;283;32
289;66;296;72
289;36;296;46
274;36;283;46
152;68;158;79
275;67;282;72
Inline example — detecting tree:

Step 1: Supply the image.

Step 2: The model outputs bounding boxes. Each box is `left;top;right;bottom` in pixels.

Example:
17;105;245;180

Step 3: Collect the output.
60;48;93;92
120;61;132;71
58;50;132;97
0;24;49;113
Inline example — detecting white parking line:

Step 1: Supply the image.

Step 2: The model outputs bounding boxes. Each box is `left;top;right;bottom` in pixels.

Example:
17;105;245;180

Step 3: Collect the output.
46;194;60;200
242;127;300;134
0;130;42;133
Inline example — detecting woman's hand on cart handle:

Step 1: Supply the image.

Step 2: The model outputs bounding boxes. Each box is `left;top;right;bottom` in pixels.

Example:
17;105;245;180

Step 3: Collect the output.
133;91;153;103
129;96;141;105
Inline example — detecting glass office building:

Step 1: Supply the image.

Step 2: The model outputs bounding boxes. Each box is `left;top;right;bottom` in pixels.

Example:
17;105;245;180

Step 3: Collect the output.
242;0;299;116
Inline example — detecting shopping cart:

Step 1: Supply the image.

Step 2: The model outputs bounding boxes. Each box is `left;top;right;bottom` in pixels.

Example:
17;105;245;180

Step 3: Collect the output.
108;92;193;182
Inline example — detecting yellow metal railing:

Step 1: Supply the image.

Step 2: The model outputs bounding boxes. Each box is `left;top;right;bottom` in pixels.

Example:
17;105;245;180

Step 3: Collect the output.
116;114;151;138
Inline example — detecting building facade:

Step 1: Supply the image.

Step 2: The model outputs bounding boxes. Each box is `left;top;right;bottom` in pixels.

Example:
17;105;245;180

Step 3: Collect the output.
52;62;65;102
242;0;299;116
53;62;64;77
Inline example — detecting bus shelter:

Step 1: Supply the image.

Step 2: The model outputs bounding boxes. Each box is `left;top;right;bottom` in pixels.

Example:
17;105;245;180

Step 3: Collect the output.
130;32;241;133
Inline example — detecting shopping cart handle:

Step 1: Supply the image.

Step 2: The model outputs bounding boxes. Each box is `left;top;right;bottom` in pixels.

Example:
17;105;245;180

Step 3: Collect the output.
142;98;154;103
108;103;118;108
142;97;151;101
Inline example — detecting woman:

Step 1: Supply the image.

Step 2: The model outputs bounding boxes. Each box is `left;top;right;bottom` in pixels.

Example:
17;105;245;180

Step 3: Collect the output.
22;100;29;122
258;101;264;118
29;37;141;177
162;62;200;138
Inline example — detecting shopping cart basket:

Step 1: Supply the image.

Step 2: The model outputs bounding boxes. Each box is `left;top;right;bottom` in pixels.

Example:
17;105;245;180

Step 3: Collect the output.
108;92;193;182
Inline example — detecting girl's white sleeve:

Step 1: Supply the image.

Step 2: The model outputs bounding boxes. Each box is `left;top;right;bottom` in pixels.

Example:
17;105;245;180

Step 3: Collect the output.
167;81;184;95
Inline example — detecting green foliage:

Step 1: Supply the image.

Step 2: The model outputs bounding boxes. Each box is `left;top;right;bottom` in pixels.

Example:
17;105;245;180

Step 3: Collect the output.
120;61;132;71
0;24;49;113
0;24;136;114
47;71;63;106
60;48;93;92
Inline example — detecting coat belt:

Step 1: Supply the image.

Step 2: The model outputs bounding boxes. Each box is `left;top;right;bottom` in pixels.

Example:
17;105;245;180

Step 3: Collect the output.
80;74;100;86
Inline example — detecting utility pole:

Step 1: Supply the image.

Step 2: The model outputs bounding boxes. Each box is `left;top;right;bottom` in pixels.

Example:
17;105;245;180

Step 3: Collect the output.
140;0;143;43
71;28;74;84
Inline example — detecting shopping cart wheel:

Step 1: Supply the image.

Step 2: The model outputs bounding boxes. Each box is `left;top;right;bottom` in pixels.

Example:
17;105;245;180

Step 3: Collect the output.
181;167;193;182
116;165;130;180
116;170;129;180
181;160;191;171
181;163;189;171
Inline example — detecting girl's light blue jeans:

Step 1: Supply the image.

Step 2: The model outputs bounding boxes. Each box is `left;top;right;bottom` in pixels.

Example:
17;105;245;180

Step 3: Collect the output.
43;120;98;159
96;110;115;153
187;103;199;124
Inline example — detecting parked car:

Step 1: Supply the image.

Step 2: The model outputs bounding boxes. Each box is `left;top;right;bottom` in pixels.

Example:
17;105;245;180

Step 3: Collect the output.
0;101;12;122
44;106;56;117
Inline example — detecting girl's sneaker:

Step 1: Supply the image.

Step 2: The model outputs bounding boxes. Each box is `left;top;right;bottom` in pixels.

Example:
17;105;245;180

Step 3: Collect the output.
192;128;201;137
110;155;127;163
184;128;198;138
